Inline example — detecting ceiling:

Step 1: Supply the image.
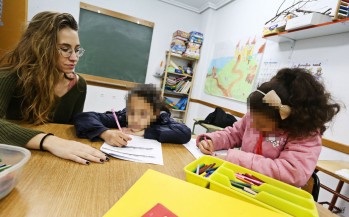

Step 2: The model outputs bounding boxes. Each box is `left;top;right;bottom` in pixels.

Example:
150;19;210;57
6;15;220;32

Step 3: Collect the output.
159;0;234;13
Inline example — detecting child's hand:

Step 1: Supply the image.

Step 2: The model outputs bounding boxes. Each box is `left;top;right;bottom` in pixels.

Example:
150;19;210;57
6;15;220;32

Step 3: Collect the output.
197;138;214;155
100;130;132;147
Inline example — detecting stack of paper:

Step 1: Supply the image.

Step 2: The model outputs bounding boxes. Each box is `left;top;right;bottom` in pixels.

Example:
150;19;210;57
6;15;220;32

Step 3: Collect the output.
100;135;163;165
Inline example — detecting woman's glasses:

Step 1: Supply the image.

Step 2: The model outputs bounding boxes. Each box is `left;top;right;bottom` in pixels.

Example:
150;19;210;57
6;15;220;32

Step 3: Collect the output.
58;47;85;58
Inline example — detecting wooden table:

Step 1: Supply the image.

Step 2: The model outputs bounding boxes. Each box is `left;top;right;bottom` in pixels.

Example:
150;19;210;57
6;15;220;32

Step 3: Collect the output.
0;123;195;217
316;160;349;213
316;203;339;217
0;123;337;217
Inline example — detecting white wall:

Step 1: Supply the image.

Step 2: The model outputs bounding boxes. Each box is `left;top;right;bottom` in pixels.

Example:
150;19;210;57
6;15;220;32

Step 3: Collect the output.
28;0;202;111
189;0;349;143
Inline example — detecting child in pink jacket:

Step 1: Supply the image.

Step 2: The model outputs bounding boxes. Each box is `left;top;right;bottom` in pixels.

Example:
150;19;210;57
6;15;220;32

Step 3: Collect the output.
196;68;340;187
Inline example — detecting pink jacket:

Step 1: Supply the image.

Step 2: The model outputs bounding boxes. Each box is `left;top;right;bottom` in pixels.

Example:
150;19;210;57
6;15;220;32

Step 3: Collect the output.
196;113;321;187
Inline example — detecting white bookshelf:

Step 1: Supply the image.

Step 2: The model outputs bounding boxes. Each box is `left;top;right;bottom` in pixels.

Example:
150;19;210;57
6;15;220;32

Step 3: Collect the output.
161;51;198;123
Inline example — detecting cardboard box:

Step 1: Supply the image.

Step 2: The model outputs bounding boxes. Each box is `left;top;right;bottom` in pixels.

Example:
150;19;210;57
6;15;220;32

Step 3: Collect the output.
263;20;287;36
286;13;332;31
189;31;204;45
170;39;186;54
172;30;189;40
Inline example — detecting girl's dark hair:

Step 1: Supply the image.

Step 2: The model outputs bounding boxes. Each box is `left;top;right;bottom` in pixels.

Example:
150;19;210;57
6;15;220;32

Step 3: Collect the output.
248;68;340;138
127;84;169;114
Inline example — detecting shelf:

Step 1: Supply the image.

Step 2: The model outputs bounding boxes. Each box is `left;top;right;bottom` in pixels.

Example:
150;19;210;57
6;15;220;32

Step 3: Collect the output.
166;51;198;61
172;118;184;123
170;108;186;112
263;18;349;42
167;71;192;78
164;91;189;97
161;50;198;124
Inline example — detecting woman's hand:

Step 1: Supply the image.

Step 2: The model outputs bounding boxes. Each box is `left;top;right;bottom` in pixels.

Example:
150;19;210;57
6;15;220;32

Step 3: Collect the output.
27;134;109;165
100;130;132;147
197;138;214;155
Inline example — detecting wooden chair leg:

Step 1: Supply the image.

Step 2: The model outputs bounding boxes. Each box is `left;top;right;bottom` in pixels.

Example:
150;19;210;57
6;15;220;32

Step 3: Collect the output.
329;181;344;212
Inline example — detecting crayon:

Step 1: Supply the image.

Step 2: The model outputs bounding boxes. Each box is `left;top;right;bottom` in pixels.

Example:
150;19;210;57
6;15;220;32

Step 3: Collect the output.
243;187;258;195
236;176;254;185
0;165;11;172
244;173;264;183
199;164;213;174
204;163;216;172
192;163;205;173
205;167;218;173
230;180;251;188
231;182;245;190
236;173;263;186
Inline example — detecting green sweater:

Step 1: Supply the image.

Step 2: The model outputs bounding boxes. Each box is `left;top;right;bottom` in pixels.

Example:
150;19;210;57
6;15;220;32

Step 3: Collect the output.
0;71;87;147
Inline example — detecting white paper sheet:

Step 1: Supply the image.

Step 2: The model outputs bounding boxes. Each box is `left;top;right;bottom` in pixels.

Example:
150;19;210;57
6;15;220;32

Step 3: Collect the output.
100;135;163;165
183;138;227;159
335;169;349;179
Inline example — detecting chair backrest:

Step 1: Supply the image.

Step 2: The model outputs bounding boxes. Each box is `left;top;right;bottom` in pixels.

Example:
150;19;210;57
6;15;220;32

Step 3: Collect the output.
301;172;320;202
198;107;237;128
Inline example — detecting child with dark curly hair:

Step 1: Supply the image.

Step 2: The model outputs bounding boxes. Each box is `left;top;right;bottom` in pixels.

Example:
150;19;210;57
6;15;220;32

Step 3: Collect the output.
196;68;340;187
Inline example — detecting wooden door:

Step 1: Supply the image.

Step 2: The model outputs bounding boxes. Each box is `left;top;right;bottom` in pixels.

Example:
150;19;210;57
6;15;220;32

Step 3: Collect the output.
0;0;27;57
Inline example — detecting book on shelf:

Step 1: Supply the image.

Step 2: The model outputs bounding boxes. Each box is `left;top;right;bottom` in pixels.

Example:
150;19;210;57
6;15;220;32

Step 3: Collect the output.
178;98;188;110
176;81;185;92
164;97;179;109
175;80;185;92
164;97;188;111
165;78;191;95
175;97;188;110
178;81;191;94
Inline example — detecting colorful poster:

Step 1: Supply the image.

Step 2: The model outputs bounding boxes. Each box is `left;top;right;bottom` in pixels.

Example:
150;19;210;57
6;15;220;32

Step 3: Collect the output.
288;60;325;80
204;37;266;102
255;58;326;88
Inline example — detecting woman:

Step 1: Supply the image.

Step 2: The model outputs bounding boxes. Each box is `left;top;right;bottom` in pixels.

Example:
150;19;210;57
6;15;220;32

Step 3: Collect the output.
0;12;108;165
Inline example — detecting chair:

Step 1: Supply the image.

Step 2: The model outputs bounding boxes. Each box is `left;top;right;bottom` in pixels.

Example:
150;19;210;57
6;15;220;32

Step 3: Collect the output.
302;171;320;202
192;118;223;135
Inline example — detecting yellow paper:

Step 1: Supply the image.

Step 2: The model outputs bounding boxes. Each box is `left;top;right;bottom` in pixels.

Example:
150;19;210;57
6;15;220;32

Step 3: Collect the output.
104;169;284;217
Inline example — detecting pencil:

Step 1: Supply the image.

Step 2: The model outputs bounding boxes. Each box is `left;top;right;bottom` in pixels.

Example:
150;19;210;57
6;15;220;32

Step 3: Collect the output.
111;108;123;132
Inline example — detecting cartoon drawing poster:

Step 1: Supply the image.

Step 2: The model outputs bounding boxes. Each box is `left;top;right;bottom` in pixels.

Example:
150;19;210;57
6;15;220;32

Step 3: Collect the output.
204;37;266;102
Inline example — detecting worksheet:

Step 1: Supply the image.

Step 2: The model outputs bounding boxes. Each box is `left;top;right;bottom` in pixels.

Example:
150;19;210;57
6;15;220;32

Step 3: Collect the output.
183;138;228;159
100;135;163;165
